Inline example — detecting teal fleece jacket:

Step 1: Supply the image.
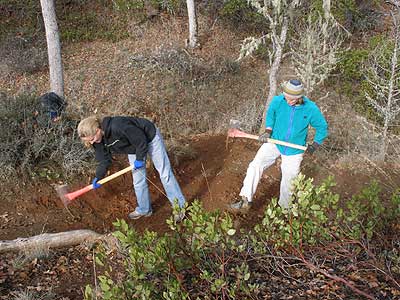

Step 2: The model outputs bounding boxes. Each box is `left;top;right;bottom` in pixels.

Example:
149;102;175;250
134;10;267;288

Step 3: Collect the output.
265;94;328;155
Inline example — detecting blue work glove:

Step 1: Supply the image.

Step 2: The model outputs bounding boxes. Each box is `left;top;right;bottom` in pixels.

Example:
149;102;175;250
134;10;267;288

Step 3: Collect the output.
92;177;102;190
134;160;145;169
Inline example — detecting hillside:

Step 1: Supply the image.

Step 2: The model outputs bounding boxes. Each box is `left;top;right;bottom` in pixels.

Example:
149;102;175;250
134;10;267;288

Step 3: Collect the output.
0;1;399;299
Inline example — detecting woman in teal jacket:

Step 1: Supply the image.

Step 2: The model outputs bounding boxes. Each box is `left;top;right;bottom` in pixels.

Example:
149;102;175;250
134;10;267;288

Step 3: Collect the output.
231;79;328;210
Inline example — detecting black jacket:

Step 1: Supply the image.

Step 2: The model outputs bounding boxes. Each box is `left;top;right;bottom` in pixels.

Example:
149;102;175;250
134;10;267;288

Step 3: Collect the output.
93;116;156;179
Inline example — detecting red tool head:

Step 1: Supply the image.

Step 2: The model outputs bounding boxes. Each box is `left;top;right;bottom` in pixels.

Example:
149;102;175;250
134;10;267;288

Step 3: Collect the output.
55;184;93;207
55;184;72;207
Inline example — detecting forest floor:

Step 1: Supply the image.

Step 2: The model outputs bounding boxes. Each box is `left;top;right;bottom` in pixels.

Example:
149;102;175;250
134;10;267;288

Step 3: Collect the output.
1;135;399;299
1;3;400;299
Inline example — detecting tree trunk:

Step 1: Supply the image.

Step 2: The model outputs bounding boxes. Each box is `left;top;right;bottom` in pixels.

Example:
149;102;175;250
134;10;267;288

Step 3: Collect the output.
323;0;331;20
0;230;103;253
259;16;289;133
186;0;198;48
380;22;399;161
40;0;64;98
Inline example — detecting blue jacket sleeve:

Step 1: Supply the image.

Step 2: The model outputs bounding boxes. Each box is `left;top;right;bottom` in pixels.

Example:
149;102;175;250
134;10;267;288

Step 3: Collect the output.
310;105;328;145
265;96;279;129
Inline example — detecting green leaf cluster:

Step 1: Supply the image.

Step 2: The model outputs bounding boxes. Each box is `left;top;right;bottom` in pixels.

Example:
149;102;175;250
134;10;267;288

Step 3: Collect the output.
85;201;258;300
220;0;266;28
85;178;399;299
253;174;339;250
343;181;390;240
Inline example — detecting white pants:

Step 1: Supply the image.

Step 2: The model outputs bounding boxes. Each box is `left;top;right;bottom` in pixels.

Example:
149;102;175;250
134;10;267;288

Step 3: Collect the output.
239;143;303;208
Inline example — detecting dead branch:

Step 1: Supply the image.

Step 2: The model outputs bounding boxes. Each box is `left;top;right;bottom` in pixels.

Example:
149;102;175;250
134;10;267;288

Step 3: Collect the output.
296;251;375;299
0;229;108;253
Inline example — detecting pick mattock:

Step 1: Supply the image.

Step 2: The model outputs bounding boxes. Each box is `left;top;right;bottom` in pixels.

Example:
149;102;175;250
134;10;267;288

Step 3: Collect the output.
56;165;136;207
227;119;307;151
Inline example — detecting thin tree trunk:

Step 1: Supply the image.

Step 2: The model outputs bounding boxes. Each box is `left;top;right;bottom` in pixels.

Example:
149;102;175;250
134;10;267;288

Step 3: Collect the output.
323;0;331;20
381;17;399;161
186;0;198;48
260;16;289;133
40;0;64;97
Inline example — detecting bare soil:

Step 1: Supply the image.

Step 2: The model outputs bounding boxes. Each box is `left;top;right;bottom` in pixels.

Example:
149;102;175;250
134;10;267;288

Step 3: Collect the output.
1;135;399;299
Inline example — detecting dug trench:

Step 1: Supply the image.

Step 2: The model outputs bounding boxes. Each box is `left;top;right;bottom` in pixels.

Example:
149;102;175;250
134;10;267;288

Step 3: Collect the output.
0;134;396;241
0;135;277;241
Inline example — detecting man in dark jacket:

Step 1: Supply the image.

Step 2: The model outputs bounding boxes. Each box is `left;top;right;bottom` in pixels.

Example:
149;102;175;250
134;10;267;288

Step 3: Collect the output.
77;116;186;221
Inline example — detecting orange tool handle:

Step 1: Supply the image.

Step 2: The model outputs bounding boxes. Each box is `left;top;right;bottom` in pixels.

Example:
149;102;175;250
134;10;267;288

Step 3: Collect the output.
66;165;135;201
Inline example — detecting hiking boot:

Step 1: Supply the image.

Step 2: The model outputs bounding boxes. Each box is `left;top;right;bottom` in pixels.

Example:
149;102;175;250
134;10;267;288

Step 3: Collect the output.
230;197;252;211
128;210;153;220
174;211;185;223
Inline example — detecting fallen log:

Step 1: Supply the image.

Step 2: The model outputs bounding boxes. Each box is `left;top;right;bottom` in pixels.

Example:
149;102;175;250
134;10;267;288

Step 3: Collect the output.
0;229;104;253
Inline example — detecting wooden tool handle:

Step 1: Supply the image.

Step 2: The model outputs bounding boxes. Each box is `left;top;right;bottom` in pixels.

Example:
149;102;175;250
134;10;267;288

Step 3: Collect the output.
97;165;134;185
227;128;307;151
66;165;136;202
267;138;307;151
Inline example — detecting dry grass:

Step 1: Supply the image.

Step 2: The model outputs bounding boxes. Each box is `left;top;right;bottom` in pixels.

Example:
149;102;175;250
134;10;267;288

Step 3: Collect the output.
11;289;55;300
311;89;400;172
57;15;267;139
0;12;398;172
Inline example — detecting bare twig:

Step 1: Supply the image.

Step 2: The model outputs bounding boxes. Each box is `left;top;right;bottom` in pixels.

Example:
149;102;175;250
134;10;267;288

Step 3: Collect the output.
295;250;375;299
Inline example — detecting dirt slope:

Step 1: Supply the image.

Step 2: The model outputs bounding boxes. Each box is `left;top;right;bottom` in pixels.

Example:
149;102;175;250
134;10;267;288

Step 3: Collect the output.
0;135;269;240
1;134;399;300
2;134;397;242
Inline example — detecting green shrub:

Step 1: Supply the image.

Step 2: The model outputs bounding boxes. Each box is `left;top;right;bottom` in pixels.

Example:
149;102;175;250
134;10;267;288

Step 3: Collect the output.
252;174;340;250
252;175;399;250
337;49;369;85
85;180;400;299
331;0;379;32
343;181;387;240
0;93;93;181
390;189;400;221
85;201;258;300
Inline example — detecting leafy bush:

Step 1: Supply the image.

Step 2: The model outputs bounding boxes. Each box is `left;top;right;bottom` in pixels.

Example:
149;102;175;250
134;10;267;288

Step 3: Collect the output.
0;93;93;181
343;181;388;240
337;35;393;122
337;49;369;84
252;174;399;250
252;174;340;250
85;201;258;300
86;178;400;299
330;0;380;33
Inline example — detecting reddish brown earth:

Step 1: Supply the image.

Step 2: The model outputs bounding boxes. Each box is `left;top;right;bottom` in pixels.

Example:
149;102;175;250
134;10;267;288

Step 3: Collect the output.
2;134;397;241
1;135;276;240
1;135;399;299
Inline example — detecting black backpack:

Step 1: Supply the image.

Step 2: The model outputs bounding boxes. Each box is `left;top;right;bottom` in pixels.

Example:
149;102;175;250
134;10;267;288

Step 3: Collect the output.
39;92;66;118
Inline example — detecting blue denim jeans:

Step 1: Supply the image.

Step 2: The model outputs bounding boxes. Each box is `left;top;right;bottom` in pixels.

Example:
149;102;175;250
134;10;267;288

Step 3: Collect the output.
128;129;186;214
